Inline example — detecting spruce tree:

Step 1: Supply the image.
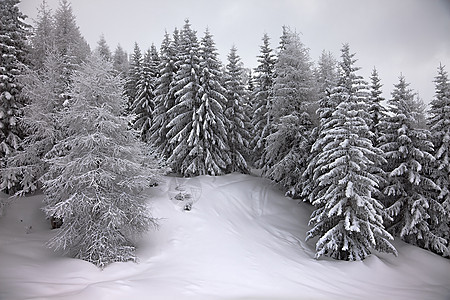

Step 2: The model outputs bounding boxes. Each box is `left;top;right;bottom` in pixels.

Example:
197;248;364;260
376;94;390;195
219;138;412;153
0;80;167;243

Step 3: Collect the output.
132;48;157;142
151;30;179;156
42;54;159;268
368;67;386;147
263;30;315;197
224;46;250;173
125;42;143;111
0;0;30;194
1;52;67;196
185;28;230;175
29;0;54;69
165;20;202;175
112;44;129;76
312;50;338;125
302;51;338;204
53;0;90;72
306;44;397;261
380;75;447;255
251;33;276;167
428;64;450;254
96;34;112;61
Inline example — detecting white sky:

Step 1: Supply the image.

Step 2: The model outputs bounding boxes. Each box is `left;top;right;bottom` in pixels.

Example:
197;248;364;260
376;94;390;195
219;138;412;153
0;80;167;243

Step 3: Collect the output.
19;0;450;104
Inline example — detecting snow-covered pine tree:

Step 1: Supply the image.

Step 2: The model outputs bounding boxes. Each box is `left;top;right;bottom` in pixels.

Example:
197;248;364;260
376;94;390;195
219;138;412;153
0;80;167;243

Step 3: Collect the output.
306;44;397;261
428;64;450;247
313;50;338;124
1;52;67;196
428;64;450;254
125;43;143;111
29;0;55;69
150;30;179;157
53;0;90;79
302;51;338;204
368;67;386;147
131;47;158;142
149;43;161;76
315;51;337;98
112;44;129;76
224;46;251;174
42;54;159;268
380;74;447;255
96;34;112;61
0;0;30;194
250;33;276;167
278;25;291;53
262;30;315;197
189;28;230;175
165;20;202;175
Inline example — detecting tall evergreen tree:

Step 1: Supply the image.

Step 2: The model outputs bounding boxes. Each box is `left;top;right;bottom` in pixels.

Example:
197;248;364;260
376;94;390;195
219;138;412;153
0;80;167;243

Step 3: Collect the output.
42;54;159;268
315;51;337;91
165;20;202;175
306;44;397;260
263;30;315;197
53;0;90;73
151;30;179;156
428;64;450;254
1;52;67;196
112;44;129;76
380;75;447;255
368;67;386;147
132;48;158;142
29;0;54;69
125;42;143;111
96;34;112;61
302;51;338;204
224;46;250;173
251;33;276;167
190;28;230;175
278;25;291;53
0;0;30;194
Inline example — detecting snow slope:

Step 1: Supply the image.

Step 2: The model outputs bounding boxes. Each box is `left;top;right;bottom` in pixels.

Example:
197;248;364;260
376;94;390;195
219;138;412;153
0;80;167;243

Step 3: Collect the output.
0;174;449;300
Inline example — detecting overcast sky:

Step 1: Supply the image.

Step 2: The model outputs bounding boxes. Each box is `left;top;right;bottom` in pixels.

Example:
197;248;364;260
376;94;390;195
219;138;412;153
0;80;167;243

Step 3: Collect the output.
19;0;450;104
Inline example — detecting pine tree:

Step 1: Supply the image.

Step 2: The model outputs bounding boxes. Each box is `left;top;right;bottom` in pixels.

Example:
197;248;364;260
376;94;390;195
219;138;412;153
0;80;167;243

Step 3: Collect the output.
368;68;386;147
314;50;338;116
165;20;202;175
251;33;276;167
1;52;67;196
96;34;112;61
42;54;159;268
0;0;30;194
132;48;157;142
125;42;143;111
306;44;397;260
151;30;179;156
29;0;55;69
166;23;231;176
428;64;450;254
380;75;447;255
263;30;315;197
278;25;291;53
186;28;230;175
302;51;338;204
224;46;250;173
112;44;129;76
53;0;90;72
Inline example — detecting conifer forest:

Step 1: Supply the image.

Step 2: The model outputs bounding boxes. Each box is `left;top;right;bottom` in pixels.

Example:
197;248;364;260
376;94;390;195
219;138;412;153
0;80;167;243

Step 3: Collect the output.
1;0;449;299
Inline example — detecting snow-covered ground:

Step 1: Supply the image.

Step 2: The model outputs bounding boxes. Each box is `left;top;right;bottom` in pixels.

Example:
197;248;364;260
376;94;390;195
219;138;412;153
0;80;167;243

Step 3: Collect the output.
1;173;449;300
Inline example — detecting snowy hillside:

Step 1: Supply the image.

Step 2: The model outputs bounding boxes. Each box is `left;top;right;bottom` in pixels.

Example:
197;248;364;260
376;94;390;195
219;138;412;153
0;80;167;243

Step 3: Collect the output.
0;174;449;300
